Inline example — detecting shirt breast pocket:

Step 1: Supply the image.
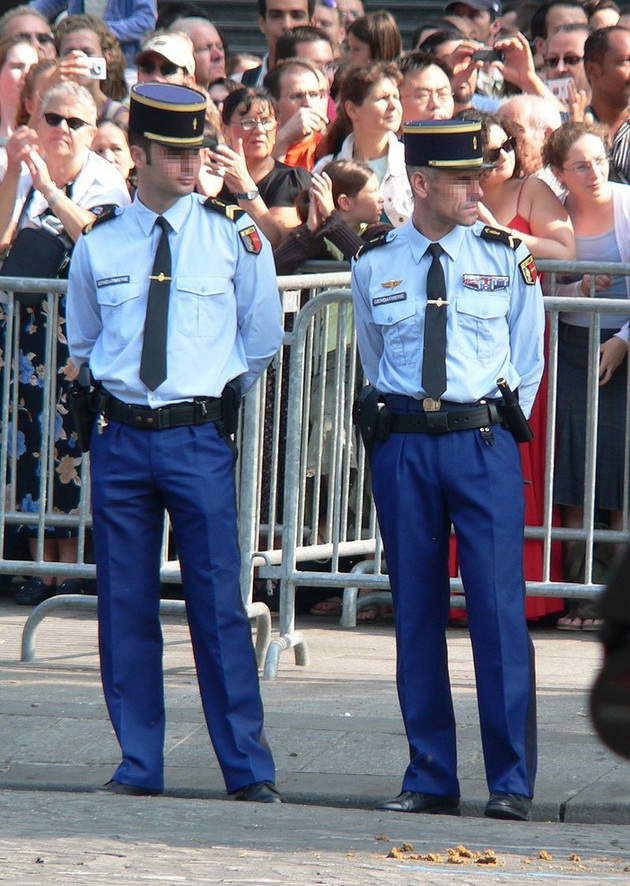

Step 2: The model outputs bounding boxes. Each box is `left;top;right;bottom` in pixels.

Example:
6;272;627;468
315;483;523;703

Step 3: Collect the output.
372;298;417;364
456;293;509;359
176;275;231;339
96;280;140;344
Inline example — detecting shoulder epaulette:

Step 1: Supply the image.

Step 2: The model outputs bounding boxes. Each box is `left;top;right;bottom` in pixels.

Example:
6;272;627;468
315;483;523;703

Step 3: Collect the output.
355;232;389;259
83;206;118;234
479;225;521;251
203;197;245;222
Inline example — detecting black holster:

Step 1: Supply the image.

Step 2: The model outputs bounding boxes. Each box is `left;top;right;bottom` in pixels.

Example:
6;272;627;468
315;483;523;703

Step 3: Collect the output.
221;377;243;437
497;378;534;443
352;385;390;456
68;364;98;452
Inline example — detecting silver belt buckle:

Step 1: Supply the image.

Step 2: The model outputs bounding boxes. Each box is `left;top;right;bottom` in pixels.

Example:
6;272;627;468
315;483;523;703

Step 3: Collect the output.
422;397;441;412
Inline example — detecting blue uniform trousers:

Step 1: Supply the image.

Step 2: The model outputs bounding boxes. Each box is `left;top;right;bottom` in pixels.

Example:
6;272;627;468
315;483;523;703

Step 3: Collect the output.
371;417;537;799
89;419;276;792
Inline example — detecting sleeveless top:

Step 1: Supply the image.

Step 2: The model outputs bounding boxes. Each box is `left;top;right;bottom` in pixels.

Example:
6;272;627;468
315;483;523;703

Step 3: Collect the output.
508;181;531;235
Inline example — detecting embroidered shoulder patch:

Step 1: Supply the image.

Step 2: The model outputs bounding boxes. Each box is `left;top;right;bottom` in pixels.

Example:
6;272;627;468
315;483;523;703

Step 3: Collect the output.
239;224;262;254
355;233;389;259
83;206;118;234
479;225;521;251
203;197;245;222
519;254;538;285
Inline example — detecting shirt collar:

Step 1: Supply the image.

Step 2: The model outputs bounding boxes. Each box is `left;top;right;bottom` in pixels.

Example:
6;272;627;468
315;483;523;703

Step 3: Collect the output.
132;192;193;235
407;221;466;264
338;131;404;173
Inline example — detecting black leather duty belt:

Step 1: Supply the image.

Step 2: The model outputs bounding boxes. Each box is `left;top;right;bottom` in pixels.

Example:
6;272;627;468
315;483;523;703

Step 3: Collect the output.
104;395;223;430
388;402;503;435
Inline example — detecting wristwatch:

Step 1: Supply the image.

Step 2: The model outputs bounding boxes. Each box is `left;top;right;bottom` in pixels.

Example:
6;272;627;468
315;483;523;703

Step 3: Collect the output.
236;188;260;201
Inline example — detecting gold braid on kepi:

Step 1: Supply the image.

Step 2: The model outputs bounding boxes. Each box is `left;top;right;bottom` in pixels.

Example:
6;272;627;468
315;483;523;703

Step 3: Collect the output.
403;119;495;171
129;83;207;148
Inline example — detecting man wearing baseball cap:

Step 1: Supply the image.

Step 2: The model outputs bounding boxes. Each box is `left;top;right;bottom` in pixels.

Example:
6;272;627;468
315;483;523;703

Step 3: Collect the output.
66;83;284;803
352;120;544;821
445;0;502;43
135;32;196;87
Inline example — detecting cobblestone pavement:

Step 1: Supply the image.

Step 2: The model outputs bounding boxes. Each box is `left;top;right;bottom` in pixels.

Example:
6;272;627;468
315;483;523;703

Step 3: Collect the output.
2;594;630;883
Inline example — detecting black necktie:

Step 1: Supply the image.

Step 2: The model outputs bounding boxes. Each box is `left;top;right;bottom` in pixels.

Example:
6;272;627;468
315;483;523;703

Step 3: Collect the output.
422;242;448;400
140;216;171;390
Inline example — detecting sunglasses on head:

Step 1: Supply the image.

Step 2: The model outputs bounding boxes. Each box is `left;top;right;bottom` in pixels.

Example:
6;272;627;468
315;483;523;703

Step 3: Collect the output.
44;112;89;130
138;60;182;77
485;135;516;164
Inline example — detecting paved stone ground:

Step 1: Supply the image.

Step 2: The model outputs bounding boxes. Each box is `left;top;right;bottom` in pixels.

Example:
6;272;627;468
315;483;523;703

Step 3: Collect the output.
2;594;630;883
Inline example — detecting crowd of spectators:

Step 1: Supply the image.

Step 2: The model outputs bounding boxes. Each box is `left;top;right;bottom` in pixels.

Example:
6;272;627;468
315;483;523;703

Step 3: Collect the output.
0;0;629;626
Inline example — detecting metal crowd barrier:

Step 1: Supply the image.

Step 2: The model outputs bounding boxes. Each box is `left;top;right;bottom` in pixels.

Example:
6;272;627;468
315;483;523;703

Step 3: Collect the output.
257;261;630;678
1;264;629;677
0;273;347;664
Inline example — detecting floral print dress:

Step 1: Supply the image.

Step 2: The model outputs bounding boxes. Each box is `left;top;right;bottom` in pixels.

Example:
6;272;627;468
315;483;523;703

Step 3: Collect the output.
7;296;82;536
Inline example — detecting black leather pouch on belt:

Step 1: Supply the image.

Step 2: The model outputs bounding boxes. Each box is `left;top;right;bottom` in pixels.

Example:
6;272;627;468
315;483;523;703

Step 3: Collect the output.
497;378;534;443
353;385;390;455
221;377;243;436
67;364;98;453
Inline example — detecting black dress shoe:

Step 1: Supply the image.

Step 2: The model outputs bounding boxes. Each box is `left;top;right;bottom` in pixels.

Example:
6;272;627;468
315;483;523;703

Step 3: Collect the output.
96;779;163;797
484;792;532;821
376;791;460;815
14;577;56;606
229;781;284;803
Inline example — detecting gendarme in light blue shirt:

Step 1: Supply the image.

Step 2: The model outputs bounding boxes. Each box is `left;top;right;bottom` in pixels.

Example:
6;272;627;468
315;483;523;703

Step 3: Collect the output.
66;193;284;406
351;220;545;417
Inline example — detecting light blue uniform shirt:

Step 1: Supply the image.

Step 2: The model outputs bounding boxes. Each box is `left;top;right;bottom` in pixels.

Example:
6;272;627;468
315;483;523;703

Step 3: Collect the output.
351;220;545;418
66;193;284;405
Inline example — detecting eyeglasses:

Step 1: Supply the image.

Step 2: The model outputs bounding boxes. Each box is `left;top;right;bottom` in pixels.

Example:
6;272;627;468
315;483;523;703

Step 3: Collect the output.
408;88;453;105
485;135;517;164
138;60;182;77
232;117;277;131
16;31;54;46
287;90;328;102
563;154;609;175
44;112;90;131
544;55;583;68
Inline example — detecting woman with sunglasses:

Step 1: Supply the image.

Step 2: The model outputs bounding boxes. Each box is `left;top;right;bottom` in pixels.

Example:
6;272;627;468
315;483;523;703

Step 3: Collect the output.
462;110;575;260
543;121;630;630
206;86;311;248
0;82;130;605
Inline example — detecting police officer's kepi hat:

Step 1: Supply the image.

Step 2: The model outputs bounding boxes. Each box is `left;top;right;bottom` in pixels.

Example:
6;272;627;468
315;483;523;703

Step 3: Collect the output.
403;119;493;171
129;83;207;148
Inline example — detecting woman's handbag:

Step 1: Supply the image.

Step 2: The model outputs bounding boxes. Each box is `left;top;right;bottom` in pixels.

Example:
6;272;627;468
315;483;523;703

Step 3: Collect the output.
0;187;73;306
